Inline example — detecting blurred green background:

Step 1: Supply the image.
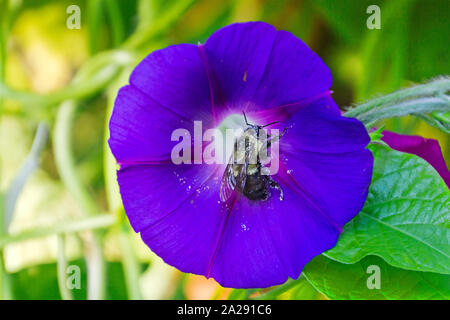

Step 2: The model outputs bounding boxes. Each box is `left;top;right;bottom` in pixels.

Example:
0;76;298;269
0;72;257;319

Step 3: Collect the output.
0;0;448;300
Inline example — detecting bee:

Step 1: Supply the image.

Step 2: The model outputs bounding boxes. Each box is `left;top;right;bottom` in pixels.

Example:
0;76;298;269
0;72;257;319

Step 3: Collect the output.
219;112;286;202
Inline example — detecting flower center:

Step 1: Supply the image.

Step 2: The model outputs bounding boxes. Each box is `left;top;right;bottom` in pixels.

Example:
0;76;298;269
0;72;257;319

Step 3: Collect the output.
215;113;284;202
216;113;250;161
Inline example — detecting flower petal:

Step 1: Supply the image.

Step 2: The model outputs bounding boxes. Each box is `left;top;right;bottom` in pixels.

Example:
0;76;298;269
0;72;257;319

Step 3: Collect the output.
202;22;277;115
202;22;332;117
278;149;373;226
139;175;225;275
109;85;196;164
250;29;332;110
207;186;340;288
129;43;214;126
381;131;449;187
278;95;370;154
273;96;373;226
117;163;218;232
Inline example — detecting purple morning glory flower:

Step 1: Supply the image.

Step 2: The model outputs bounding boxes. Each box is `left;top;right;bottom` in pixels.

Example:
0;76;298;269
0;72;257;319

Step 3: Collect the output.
109;22;373;288
381;131;449;188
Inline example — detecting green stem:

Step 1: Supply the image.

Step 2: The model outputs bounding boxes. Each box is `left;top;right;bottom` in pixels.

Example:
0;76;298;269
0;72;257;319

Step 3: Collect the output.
415;113;450;134
345;78;450;126
53;101;106;300
118;230;142;299
0;49;130;116
346;77;450;118
0;64;121;109
356;96;450;124
431;111;450;124
53;101;98;216
0;214;115;250
4;123;48;228
253;276;304;300
57;235;74;300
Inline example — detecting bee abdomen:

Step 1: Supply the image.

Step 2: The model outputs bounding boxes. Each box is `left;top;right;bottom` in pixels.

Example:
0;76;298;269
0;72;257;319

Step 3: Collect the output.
243;175;269;201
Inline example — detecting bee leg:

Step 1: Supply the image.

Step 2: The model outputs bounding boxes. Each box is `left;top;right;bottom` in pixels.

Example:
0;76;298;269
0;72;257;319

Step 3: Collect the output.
273;127;288;140
267;176;284;201
265;127;288;148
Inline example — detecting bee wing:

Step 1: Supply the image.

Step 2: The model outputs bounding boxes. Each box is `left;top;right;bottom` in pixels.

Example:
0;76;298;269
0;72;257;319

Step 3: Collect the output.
219;162;235;202
219;156;247;202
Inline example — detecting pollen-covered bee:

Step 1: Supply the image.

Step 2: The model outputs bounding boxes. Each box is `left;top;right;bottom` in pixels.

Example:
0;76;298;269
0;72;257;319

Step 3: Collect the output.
219;112;286;202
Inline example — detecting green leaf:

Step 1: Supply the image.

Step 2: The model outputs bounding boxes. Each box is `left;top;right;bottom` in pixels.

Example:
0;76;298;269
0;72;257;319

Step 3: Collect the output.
303;255;450;300
228;277;323;300
278;276;323;300
252;277;319;300
326;144;450;274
